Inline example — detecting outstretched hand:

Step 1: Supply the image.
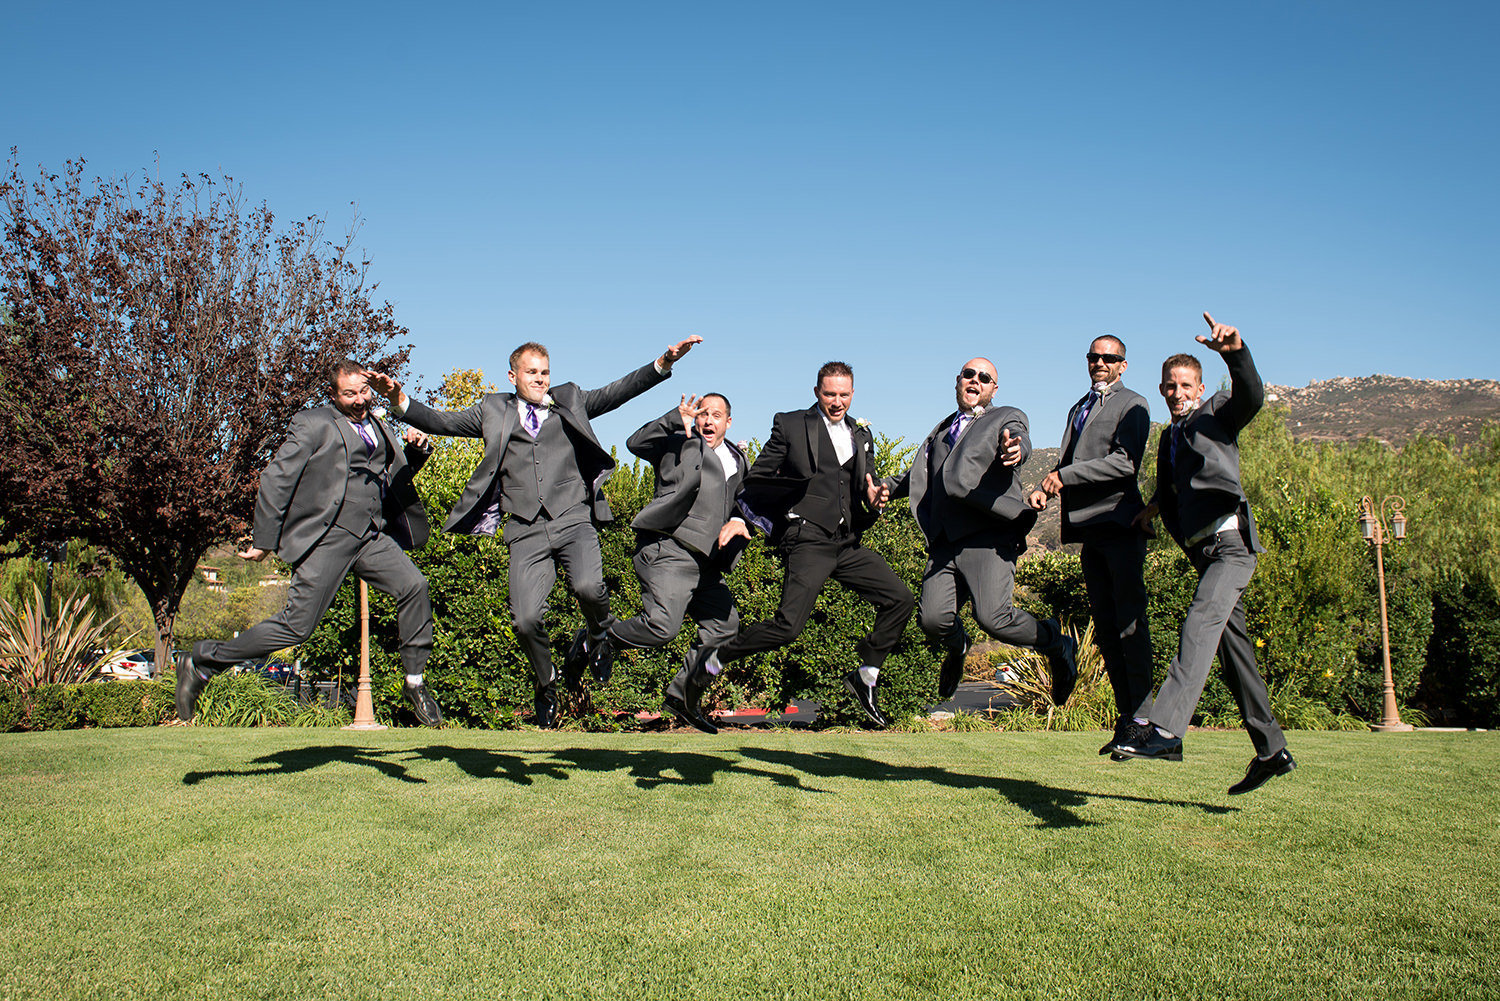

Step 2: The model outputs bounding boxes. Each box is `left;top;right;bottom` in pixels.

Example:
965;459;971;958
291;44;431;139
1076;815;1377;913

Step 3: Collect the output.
238;546;269;562
1000;429;1024;467
1196;312;1243;354
660;335;704;368
363;369;404;404
678;394;705;434
866;474;890;509
718;519;751;549
403;428;430;448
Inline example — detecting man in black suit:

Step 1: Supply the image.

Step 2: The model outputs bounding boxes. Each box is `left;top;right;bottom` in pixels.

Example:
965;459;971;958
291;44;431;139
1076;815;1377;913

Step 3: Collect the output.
175;360;440;726
889;358;1077;705
1112;313;1295;795
366;336;701;727
707;361;915;727
1029;336;1155;757
609;393;748;734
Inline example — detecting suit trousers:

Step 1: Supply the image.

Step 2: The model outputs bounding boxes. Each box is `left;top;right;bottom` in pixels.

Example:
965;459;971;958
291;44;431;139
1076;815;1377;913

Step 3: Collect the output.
609;534;739;653
195;526;433;675
718;521;914;669
1150;530;1285;756
506;516;614;690
1080;532;1154;721
918;532;1057;651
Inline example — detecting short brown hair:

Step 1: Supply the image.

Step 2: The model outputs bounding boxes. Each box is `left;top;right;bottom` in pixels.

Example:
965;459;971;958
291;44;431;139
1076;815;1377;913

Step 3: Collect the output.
1092;335;1126;357
701;392;731;416
509;342;550;372
1161;353;1202;382
327;358;365;393
817;361;853;384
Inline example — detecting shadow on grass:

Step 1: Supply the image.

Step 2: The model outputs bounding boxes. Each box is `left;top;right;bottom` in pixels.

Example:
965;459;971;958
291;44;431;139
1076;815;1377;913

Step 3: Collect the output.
181;743;1237;828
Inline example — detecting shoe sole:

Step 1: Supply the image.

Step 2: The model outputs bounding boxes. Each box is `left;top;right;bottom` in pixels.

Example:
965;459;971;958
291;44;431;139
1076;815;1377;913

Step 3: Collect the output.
1113;746;1184;762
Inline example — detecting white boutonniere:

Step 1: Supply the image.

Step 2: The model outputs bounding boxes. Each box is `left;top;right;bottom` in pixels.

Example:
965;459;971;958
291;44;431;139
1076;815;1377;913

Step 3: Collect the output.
372;406;388;419
541;394;556;408
970;405;986;417
854;418;870;429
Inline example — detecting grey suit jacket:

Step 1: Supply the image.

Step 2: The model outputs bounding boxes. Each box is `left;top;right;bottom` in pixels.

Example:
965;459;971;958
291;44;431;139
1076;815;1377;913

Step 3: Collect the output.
401;362;667;534
1050;383;1150;543
251;406;431;566
888;405;1035;544
737;406;880;540
1151;345;1264;552
626;408;749;568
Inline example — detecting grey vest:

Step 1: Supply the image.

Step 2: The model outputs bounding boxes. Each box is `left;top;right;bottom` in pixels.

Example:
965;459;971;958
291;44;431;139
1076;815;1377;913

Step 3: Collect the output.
497;413;590;525
333;422;387;536
674;447;743;555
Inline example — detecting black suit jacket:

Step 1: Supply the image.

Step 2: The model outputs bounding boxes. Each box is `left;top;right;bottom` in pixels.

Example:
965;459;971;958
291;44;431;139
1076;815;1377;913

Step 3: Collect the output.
401;362;668;534
251;406;431;566
1151;346;1264;552
737;406;879;541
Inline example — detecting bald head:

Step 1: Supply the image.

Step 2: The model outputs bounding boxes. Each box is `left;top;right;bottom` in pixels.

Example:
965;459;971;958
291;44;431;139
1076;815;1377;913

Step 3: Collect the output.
955;357;998;412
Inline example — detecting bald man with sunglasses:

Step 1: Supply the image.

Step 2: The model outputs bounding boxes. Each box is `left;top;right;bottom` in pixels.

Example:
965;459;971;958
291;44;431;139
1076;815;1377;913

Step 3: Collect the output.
887;358;1078;704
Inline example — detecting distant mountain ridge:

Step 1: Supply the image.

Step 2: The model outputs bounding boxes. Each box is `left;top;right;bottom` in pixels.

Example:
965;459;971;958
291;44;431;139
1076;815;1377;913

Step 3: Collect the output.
1264;375;1500;447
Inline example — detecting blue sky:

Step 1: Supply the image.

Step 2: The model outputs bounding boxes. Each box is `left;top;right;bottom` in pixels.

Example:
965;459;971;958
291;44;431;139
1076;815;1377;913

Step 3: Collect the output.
9;1;1497;452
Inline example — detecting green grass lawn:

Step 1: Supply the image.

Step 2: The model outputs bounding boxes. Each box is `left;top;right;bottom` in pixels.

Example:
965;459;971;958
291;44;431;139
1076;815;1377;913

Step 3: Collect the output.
1;727;1494;1001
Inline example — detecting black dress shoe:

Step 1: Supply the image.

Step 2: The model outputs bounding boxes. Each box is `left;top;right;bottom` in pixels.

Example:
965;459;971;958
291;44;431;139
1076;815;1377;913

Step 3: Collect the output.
403;681;444;728
562;629;588;692
843;670;889;728
534;687;558;729
1228;748;1296;795
1102;720;1150;761
588;632;614;686
1046;631;1078;706
174;652;212;722
663;693;718;735
938;632;970;701
1112;726;1183;761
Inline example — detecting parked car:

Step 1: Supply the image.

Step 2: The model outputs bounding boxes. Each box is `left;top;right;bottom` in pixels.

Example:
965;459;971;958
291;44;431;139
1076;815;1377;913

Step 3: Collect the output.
98;649;155;681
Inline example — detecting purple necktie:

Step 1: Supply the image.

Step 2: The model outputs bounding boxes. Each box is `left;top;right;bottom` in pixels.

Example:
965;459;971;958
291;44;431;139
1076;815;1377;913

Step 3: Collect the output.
1073;390;1100;435
524;403;541;437
352;420;377;453
946;413;968;445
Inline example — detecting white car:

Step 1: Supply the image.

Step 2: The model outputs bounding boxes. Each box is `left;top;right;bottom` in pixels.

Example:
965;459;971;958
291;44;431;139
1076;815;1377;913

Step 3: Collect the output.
98;649;155;681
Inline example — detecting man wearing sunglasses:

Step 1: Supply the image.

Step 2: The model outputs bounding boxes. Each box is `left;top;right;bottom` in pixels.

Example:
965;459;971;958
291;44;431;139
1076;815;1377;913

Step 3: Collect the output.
1028;336;1154;758
887;358;1078;704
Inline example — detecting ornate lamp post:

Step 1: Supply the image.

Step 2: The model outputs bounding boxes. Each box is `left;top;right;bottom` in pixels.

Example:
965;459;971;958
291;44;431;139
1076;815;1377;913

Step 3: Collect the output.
1358;495;1413;732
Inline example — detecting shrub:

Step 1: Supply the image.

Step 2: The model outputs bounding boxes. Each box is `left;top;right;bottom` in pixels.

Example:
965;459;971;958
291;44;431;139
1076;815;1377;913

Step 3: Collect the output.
192;673;299;727
988;622;1115;732
0;584;126;693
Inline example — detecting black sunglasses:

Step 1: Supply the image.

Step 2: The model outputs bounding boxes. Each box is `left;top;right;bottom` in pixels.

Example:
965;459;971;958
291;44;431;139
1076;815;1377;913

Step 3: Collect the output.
1086;352;1125;364
959;368;995;384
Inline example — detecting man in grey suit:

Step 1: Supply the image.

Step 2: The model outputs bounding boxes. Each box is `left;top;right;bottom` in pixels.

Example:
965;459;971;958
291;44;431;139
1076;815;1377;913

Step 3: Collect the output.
1111;313;1295;796
175;360;441;726
1028;335;1155;758
609;393;748;734
366;336;701;727
888;358;1078;704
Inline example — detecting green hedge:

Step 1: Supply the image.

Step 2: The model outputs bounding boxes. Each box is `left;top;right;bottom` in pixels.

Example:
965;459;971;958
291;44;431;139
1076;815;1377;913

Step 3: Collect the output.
1;681;176;731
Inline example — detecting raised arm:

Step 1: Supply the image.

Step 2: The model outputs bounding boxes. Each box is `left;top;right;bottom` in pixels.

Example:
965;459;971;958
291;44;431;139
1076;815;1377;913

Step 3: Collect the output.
1198;312;1263;436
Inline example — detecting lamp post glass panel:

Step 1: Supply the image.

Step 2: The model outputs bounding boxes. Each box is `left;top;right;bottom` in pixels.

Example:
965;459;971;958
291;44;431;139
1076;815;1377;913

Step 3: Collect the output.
1359;495;1414;732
